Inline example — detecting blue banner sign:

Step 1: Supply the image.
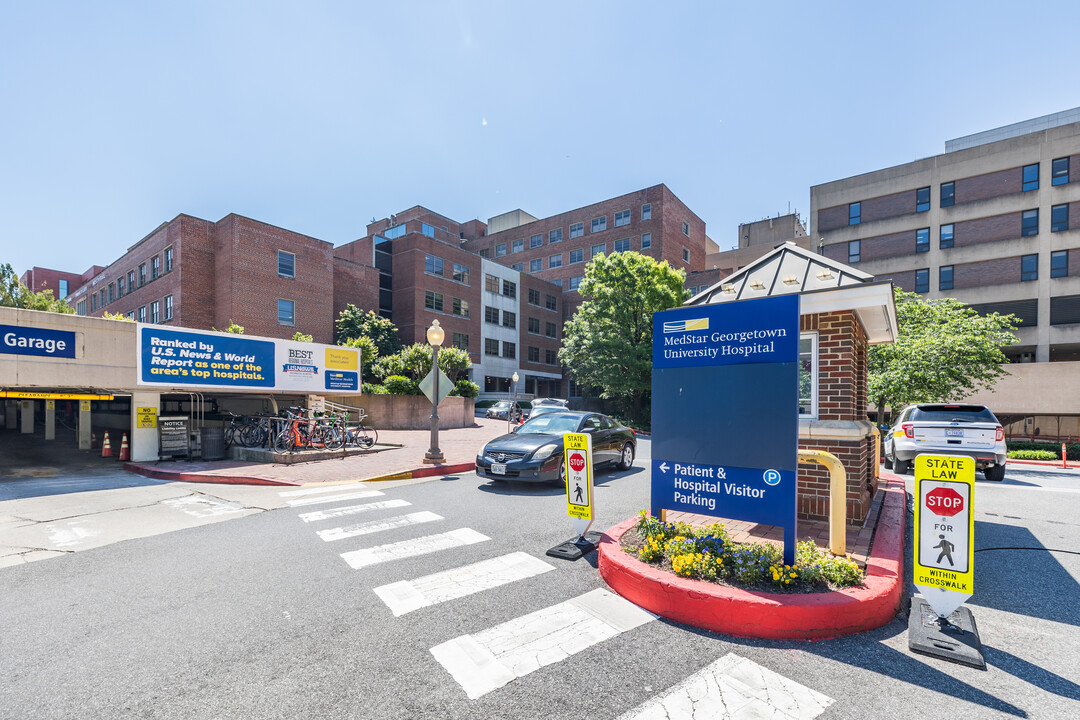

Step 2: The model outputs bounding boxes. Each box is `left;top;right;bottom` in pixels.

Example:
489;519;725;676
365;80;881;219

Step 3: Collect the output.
651;294;800;564
1;323;77;359
325;371;359;391
140;326;276;388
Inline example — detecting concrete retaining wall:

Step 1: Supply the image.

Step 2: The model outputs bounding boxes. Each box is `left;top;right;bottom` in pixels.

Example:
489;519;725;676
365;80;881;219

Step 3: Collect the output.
324;394;475;430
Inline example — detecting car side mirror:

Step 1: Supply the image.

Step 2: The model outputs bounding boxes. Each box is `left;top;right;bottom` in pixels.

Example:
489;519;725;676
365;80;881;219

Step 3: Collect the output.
511;425;519;433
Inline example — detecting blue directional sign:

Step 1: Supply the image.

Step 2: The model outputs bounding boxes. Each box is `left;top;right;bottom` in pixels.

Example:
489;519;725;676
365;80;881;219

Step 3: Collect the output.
651;294;800;564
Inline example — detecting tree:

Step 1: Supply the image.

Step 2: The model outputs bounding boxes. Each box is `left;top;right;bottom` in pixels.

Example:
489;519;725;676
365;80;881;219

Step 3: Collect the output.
341;335;379;370
335;305;401;358
372;343;472;383
869;289;1020;424
213;321;244;334
291;331;314;342
559;251;686;423
0;263;75;314
102;311;133;321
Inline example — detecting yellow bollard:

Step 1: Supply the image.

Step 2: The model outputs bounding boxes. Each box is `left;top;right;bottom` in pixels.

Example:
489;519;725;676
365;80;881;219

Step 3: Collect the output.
797;449;847;556
870;425;881;480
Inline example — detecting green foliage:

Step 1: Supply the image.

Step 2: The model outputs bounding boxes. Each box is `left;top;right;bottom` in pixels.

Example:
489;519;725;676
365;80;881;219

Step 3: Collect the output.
335;305;401;358
1006;440;1079;458
1008;450;1057;460
451;379;480;398
383;375;419;395
341;335;378;367
559;251;685;423
361;382;387;395
101;311;133;321
291;331;314;343
373;343;472;383
214;320;245;334
870;289;1019;420
0;263;75;314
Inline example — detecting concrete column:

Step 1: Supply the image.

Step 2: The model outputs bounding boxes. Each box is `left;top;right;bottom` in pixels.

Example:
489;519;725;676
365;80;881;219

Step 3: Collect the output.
20;400;34;434
45;400;56;440
4;401;16;430
130;391;161;462
78;400;91;450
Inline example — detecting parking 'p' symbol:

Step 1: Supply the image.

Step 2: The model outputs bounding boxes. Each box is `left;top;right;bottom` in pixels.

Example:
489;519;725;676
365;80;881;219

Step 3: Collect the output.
763;469;781;486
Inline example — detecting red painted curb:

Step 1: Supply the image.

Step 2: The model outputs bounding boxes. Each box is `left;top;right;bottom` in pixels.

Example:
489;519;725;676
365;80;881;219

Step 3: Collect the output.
123;463;301;487
406;462;477;480
1006;458;1079;469
597;473;907;641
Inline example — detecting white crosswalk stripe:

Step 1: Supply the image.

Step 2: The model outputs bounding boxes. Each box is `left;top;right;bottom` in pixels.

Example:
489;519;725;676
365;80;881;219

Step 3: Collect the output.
286;489;385;507
340;528;489;569
430;588;656;699
278;485;367;498
373;552;556;616
316;511;443;542
297;498;410;523
616;653;834;720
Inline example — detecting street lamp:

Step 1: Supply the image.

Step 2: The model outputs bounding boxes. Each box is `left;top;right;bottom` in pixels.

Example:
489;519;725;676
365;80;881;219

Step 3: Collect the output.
510;371;519;430
423;319;445;465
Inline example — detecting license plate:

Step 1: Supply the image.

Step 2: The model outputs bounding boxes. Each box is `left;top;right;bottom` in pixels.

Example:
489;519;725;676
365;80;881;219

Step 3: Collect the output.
491;463;506;475
945;429;963;437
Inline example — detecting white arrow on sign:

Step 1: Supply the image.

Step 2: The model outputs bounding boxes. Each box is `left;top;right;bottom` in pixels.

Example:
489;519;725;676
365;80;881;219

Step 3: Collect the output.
659;462;669;473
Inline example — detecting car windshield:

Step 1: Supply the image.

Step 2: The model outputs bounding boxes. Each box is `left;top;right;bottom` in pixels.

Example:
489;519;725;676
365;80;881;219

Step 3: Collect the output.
517;415;580;435
493;402;512;409
529;405;561;417
911;406;997;423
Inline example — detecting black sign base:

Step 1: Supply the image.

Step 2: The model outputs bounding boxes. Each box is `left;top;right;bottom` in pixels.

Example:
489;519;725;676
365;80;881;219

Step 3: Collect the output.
546;531;604;561
908;597;986;669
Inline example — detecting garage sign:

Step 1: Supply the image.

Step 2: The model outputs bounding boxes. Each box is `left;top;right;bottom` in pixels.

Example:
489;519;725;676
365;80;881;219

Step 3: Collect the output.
563;432;594;537
1;324;76;358
914;455;975;618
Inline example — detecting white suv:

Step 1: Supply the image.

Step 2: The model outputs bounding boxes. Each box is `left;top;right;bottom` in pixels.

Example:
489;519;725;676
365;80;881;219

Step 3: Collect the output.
884;403;1007;481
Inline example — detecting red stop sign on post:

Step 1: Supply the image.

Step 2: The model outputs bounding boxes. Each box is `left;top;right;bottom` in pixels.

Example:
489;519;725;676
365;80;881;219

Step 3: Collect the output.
925;487;964;517
569;453;585;472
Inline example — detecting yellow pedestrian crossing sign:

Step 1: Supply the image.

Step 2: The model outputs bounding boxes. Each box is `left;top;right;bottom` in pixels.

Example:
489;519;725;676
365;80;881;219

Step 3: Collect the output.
564;433;594;533
914;455;975;618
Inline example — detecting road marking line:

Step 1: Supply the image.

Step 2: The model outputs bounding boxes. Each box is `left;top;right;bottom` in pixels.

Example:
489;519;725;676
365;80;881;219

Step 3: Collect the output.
430;588;656;699
341;528;489;569
298;499;411;523
317;511;443;542
374;552;556;616
279;485;366;498
616;652;834;720
286;490;385;507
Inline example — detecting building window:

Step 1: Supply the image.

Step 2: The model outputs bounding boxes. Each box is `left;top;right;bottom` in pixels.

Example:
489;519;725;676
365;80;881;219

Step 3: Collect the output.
58;279;68;298
1052;204;1069;232
164;294;173;321
569;275;583;290
545;322;557;338
642;203;652;221
137;306;146;323
1052;157;1070;186
546;349;557;364
494;243;508;258
569;222;584;239
528;317;540;334
453;332;469;351
641;233;652;249
570;248;584;264
798;333;817;418
485;338;499;356
422;223;435;238
1021;254;1039;282
108;283;115;303
549;228;563;243
526;233;542;249
528;346;540;362
453;263;470;284
151;256;160;280
127;312;134;320
90;295;97;312
545;294;557;311
569;379;583;398
940;224;955;248
591;216;607;233
485;306;499;324
479;248;490;258
939;182;955;208
915;228;930;253
512;238;524;254
116;276;125;297
848;202;861;225
452;298;469;318
511;263;524;272
425;290;444;312
502;341;516;359
384;224;406;239
138;264;147;287
1051;250;1069;278
590;243;605;259
528;288;541;305
1022;209;1039;236
681;221;690;236
916;186;930;212
614;238;630;253
529;258;542;272
939;265;954;291
150;300;160;324
485;274;500;293
425;254;444;276
682;247;690;263
128;270;136;290
165;247;173;273
614;210;631;228
76;299;86;315
502;280;516;299
502;311;516;329
1023;163;1040;192
277;299;295;325
549;254;563;268
915;269;929;293
848;240;860;263
278;251;295;278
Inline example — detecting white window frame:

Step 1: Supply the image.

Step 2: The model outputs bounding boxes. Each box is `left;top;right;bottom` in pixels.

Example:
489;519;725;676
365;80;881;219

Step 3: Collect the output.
641;232;652;249
278;250;296;279
799;332;818;419
642;203;652;221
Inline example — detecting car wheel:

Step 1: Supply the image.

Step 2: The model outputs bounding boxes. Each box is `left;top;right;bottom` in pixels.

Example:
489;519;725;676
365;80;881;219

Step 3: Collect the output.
553;461;567;488
983;464;1006;482
893;453;910;475
618;442;635;471
883;450;893;469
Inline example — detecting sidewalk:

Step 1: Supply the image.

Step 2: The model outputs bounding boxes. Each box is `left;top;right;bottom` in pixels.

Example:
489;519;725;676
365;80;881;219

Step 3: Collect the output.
125;418;514;486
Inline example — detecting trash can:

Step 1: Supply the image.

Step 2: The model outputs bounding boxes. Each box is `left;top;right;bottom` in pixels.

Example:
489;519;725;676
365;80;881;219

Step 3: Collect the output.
200;427;226;460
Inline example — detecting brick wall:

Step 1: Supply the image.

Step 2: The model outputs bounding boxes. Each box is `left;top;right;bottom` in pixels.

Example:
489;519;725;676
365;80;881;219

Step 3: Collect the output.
860;230;917;262
817;205;849;233
861;189;917;224
952;256;1022;290
518;272;563;376
798;436;876;524
873;269;919;293
19;267;86;302
332;258;381;334
178;215;215;330
953;211;1023;248
954;166;1021;204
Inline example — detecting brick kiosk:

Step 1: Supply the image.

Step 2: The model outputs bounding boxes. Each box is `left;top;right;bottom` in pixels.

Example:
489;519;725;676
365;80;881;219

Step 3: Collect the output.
685;242;898;525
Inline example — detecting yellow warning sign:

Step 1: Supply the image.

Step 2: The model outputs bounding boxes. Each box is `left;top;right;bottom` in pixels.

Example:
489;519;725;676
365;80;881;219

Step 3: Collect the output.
564;432;593;521
137;407;158;429
914;455;975;598
80;400;91;411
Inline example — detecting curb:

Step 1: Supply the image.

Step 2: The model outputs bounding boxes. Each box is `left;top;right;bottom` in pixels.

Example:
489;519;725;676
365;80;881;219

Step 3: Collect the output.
123;462;301;487
1006;458;1079;469
362;462;477;483
597;473;907;641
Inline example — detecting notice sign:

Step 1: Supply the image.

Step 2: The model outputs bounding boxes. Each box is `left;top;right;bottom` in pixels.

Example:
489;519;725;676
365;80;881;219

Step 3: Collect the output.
137;407;158;429
914;455;975;618
563;433;594;537
651;294;800;564
159;416;190;459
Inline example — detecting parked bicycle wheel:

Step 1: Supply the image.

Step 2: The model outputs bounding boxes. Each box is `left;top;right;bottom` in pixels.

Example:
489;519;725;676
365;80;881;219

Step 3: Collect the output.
273;428;295;453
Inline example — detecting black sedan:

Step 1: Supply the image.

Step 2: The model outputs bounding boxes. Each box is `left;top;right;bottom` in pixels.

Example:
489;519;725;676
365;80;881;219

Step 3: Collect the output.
476;411;636;485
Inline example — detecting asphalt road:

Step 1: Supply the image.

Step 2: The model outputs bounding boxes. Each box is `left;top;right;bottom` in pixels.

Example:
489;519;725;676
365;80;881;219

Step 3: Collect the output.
1;444;1077;719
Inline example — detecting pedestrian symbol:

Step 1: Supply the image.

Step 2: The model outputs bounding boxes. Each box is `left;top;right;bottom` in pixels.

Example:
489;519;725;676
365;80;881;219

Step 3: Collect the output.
934;535;955;566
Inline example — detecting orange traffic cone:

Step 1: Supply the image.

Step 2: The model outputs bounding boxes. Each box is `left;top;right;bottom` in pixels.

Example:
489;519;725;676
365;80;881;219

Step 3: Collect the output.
118;433;130;461
101;431;113;458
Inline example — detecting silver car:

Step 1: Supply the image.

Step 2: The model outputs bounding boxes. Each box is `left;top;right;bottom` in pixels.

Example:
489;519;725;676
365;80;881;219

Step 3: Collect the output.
884;403;1007;481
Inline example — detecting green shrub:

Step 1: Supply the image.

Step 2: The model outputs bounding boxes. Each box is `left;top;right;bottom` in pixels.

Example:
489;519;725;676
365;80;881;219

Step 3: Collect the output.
451;379;479;398
1008;449;1057;460
1005;440;1080;459
384;375;419;395
361;383;387;395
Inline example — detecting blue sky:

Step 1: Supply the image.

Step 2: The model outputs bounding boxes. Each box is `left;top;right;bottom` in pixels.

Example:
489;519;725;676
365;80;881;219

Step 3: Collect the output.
2;1;1077;277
